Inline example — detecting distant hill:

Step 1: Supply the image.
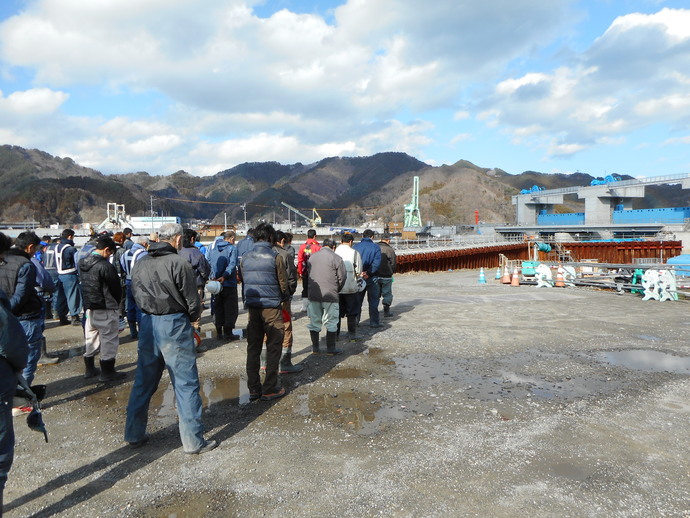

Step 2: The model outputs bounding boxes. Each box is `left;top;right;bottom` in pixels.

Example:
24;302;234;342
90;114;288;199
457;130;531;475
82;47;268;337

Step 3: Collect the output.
0;144;685;228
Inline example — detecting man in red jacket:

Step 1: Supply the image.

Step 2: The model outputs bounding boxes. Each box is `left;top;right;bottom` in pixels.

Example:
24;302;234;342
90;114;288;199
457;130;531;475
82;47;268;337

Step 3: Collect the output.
296;229;321;312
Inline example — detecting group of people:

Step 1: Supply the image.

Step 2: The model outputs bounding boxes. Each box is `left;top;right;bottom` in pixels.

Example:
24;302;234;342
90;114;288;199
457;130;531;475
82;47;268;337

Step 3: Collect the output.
0;222;397;513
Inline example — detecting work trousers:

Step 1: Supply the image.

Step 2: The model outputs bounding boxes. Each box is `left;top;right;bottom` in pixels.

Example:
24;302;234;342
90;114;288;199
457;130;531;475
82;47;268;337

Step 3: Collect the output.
0;358;16;497
307;301;340;333
378;277;393;306
214;285;238;332
84;308;120;361
281;300;292;349
20;317;43;385
358;276;380;326
246;307;283;396
124;313;205;453
125;282;142;324
49;270;67;318
58;273;82;317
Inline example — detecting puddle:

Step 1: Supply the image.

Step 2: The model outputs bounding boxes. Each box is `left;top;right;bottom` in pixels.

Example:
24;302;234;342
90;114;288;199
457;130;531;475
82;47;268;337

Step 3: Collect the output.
548;462;591;482
295;391;408;435
365;347;396;365
137;490;237;517
86;376;250;422
599;350;690;374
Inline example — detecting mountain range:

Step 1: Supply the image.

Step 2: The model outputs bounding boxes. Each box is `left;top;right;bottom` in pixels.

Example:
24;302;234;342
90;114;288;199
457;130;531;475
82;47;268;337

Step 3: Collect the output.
0;144;686;228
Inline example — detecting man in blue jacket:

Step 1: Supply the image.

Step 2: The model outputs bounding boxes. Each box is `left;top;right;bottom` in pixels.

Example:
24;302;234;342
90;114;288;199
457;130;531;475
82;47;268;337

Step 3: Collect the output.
0;233;29;517
207;230;239;340
353;229;382;328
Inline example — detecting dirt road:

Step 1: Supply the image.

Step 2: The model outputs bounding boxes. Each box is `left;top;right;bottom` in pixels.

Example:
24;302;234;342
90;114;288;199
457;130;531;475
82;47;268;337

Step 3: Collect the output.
4;270;690;517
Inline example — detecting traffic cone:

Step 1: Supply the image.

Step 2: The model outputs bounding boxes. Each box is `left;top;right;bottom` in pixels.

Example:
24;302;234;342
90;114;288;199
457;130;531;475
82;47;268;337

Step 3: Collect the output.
478;267;487;284
495;267;502;280
555;264;565;287
510;267;520;287
501;265;512;284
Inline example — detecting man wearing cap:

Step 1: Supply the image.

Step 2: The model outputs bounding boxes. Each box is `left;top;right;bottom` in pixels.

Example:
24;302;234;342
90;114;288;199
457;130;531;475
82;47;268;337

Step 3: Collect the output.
125;223;217;454
377;233;397;318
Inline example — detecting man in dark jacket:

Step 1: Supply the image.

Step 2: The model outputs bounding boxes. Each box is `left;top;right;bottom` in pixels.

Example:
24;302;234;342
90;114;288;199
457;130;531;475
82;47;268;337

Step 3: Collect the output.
0;231;29;516
353;229;382;328
274;230;301;373
56;228;82;325
79;235;124;382
207;230;239;340
125;223;216;454
240;223;289;401
306;238;346;355
0;231;45;388
377;233;397;317
179;229;211;334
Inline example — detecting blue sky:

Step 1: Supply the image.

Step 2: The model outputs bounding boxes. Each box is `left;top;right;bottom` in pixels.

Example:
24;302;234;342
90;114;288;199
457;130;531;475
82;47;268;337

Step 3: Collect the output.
1;0;690;178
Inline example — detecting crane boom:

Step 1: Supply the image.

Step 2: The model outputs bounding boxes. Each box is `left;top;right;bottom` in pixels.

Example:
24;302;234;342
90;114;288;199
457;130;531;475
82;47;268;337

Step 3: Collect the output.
281;201;319;227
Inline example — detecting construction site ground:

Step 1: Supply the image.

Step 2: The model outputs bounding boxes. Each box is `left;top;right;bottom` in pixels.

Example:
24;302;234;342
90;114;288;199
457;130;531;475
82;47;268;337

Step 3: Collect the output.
4;269;690;518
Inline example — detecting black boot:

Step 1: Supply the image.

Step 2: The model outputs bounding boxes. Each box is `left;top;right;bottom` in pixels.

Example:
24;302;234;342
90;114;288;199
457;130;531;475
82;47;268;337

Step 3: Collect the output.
326;331;342;355
279;348;304;374
98;359;127;382
225;327;239;341
38;338;59;365
128;321;138;339
383;304;392;317
310;330;321;354
84;356;100;379
70;314;81;326
59;315;70;326
347;315;359;342
215;325;224;340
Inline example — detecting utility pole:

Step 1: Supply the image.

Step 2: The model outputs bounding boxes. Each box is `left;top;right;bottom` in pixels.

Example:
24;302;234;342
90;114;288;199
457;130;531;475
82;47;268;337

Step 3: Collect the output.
150;195;155;233
240;203;247;231
224;212;227;232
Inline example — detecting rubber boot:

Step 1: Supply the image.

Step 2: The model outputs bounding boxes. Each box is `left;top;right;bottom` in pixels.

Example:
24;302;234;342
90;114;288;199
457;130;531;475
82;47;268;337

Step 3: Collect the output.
98;359;127;382
215;325;224;340
38;338;59;365
226;327;239;341
279;348;304;374
83;356;100;379
383;304;392;318
326;331;342;355
310;330;321;354
128;320;138;339
347;315;359;342
59;315;70;326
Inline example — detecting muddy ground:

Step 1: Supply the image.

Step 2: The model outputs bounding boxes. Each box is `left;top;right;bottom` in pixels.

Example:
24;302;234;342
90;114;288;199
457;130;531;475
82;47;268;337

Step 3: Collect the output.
4;270;690;517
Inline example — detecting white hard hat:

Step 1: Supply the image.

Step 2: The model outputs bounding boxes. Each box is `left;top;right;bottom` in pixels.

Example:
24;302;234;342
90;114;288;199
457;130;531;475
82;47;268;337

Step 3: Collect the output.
206;280;222;295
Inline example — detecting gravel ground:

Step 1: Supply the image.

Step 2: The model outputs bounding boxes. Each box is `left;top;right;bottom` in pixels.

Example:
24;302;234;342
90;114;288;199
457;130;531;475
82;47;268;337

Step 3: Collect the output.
4;270;690;517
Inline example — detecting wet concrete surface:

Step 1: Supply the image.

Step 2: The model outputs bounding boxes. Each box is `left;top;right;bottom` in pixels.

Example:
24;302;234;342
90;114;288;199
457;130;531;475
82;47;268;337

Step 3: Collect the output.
4;270;690;517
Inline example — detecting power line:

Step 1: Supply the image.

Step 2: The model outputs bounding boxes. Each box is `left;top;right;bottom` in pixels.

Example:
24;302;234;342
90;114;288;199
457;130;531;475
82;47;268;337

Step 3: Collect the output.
156;196;387;211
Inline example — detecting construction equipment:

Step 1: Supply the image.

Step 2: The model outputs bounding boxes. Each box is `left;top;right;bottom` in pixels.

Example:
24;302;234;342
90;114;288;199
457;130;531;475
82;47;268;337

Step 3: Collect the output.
281;202;322;227
404;176;422;227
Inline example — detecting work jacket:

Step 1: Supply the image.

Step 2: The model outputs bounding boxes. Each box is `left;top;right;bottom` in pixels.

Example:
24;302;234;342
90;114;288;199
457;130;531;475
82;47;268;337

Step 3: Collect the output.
0;248;42;319
306;247;346;303
78;252;122;310
240;241;288;309
335;244;363;294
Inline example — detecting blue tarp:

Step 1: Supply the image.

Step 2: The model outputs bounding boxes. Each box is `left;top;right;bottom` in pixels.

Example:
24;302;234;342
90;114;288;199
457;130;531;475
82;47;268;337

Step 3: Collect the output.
667;254;690;277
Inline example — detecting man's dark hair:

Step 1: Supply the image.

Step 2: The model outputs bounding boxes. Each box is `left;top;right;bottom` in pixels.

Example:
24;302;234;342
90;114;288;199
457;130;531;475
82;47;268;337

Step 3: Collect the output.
381;232;391;240
253;222;275;242
341;233;354;244
15;231;41;250
307;229;316;239
95;236;117;252
41;235;52;243
0;232;12;254
183;229;197;248
363;229;375;238
275;230;287;243
285;232;293;244
322;238;336;249
246;228;255;238
123;227;133;236
61;228;75;239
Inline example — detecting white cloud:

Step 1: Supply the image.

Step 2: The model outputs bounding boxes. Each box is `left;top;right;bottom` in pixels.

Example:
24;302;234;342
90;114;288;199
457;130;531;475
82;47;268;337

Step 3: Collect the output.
0;88;68;115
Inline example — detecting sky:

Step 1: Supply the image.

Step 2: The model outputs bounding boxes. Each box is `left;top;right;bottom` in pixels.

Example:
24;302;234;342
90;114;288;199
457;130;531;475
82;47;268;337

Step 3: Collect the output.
1;0;690;178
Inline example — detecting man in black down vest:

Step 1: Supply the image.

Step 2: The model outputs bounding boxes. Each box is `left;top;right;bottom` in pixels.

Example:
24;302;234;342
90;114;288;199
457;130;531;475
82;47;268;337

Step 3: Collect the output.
239;223;289;401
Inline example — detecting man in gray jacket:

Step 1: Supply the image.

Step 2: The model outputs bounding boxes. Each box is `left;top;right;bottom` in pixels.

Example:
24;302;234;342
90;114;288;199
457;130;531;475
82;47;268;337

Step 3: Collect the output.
125;223;216;454
306;237;346;355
